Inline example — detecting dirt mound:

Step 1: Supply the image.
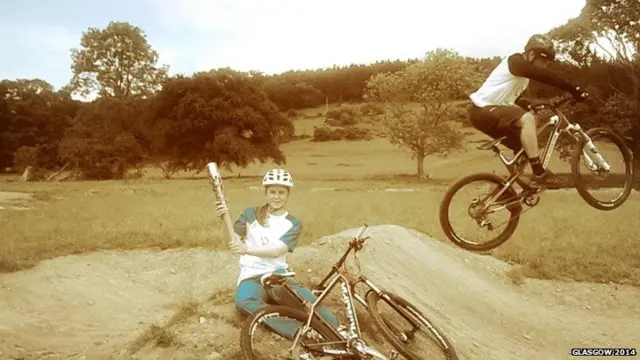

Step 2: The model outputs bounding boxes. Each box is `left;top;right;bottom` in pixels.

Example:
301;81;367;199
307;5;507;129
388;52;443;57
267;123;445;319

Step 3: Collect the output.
0;249;239;359
0;225;639;360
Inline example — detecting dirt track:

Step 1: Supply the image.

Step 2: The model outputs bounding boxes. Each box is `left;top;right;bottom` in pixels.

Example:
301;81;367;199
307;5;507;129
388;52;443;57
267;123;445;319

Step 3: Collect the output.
0;225;638;360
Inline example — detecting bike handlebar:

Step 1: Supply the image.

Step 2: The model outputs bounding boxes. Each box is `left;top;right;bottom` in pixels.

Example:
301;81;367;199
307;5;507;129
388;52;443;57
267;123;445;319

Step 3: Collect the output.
312;223;370;292
355;223;369;240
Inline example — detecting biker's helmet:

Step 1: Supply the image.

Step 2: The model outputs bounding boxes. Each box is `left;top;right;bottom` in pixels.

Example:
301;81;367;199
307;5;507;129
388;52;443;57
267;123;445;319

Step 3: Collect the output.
524;34;556;61
262;168;294;188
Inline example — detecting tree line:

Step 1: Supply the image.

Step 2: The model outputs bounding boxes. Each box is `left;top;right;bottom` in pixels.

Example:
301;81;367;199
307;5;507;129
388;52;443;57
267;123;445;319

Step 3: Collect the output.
1;0;638;180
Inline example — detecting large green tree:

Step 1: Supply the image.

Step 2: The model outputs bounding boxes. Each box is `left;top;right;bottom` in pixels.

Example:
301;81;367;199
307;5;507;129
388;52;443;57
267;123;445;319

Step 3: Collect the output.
69;21;168;99
364;49;480;178
0;79;78;171
149;68;294;175
548;0;639;156
255;60;412;110
58;97;148;179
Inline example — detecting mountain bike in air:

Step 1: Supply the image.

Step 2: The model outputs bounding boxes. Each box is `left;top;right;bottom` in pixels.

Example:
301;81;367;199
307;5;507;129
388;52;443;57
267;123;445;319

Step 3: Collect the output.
439;94;635;251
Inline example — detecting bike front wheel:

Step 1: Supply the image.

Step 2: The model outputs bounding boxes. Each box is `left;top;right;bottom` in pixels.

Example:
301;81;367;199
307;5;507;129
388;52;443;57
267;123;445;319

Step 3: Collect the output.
239;305;346;360
439;172;522;251
571;127;635;211
365;290;459;360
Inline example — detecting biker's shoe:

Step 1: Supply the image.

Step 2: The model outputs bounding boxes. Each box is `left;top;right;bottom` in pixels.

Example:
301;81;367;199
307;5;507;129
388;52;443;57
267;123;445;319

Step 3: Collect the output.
528;170;563;189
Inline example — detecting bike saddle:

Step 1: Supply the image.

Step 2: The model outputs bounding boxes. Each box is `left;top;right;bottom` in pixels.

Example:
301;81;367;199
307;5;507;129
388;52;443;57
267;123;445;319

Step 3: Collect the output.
477;136;507;150
260;271;297;287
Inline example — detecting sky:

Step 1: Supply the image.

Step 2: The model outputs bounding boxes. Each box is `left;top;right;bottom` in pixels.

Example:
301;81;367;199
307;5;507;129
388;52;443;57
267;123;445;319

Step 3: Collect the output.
0;0;587;93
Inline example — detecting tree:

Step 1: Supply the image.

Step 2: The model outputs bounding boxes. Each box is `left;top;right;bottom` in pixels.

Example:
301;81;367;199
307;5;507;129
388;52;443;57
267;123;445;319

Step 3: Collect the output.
262;78;325;110
548;0;638;92
254;60;413;110
58;97;147;179
149;68;294;175
0;79;78;171
548;0;639;159
69;21;168;99
0;82;10;169
364;49;481;179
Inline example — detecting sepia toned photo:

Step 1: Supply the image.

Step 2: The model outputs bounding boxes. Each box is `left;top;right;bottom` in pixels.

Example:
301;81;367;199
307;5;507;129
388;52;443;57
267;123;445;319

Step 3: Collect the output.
1;0;638;359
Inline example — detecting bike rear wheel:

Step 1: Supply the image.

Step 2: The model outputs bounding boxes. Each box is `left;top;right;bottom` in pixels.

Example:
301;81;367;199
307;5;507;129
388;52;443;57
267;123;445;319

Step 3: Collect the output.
571;127;635;211
439;172;521;251
240;305;346;360
365;290;458;360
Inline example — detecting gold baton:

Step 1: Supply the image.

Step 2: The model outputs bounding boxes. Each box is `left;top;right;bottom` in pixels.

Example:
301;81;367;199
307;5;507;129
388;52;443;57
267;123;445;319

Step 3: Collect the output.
206;162;238;244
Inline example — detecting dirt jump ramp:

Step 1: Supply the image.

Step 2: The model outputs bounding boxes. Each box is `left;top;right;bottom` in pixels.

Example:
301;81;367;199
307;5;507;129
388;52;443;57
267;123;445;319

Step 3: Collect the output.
0;225;638;359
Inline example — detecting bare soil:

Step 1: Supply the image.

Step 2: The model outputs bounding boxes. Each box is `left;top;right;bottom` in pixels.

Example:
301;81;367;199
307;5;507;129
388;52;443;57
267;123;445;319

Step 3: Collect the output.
0;224;638;360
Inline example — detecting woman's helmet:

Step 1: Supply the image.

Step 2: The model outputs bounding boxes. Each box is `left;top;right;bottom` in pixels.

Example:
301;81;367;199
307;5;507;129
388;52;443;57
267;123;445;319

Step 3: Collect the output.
262;168;294;188
524;34;556;61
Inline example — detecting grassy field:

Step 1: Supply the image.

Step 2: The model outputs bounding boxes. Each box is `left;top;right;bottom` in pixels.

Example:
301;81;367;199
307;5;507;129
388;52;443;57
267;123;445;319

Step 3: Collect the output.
1;107;639;286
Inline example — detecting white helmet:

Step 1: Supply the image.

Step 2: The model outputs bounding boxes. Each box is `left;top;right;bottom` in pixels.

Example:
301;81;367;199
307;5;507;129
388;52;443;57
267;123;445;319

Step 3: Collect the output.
262;168;294;188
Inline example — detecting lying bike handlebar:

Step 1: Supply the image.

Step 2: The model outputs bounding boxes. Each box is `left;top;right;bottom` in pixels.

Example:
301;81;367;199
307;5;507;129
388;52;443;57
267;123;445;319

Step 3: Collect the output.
352;223;371;249
313;223;370;292
355;223;369;240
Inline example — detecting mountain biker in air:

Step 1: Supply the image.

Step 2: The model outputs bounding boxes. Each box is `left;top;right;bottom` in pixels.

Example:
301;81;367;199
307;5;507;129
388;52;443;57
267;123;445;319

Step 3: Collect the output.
468;33;589;188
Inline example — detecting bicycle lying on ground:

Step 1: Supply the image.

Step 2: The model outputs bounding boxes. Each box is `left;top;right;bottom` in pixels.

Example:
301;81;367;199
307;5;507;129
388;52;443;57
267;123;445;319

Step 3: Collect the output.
240;224;459;360
439;94;635;252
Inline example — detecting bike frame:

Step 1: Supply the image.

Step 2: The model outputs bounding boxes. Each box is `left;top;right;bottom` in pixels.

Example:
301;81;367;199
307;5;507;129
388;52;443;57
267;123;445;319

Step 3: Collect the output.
265;224;412;358
479;95;613;212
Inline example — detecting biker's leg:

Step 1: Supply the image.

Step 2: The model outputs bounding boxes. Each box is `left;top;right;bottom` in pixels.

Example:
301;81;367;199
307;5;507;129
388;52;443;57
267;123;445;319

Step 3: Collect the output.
514;112;546;176
469;104;521;156
235;275;301;340
487;106;545;175
468;104;503;142
512;112;561;186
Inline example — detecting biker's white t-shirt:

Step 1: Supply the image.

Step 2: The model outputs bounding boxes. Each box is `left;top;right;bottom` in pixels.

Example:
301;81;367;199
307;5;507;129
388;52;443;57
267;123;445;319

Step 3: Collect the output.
469;56;529;107
233;206;302;285
469;53;578;108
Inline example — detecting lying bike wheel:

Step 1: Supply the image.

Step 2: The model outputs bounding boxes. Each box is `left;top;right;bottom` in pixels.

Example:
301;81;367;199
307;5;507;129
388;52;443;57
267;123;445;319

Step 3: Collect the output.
571;127;635;211
240;305;346;360
439;172;521;251
365;290;458;360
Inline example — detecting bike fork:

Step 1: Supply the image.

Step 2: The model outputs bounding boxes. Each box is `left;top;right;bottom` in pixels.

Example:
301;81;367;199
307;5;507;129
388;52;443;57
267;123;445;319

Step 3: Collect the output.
582;137;611;173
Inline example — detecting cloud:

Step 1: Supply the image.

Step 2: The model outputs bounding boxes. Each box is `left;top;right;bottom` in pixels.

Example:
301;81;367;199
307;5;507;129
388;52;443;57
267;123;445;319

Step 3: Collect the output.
0;0;588;90
0;22;77;88
0;22;76;58
150;0;586;75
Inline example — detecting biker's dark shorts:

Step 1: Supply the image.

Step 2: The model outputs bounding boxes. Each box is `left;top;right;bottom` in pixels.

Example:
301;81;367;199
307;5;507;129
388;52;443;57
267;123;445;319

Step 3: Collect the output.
468;103;526;152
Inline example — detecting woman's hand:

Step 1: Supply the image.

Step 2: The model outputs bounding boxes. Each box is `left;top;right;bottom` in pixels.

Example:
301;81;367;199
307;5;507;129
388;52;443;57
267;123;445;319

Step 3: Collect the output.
215;199;229;217
229;235;247;255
